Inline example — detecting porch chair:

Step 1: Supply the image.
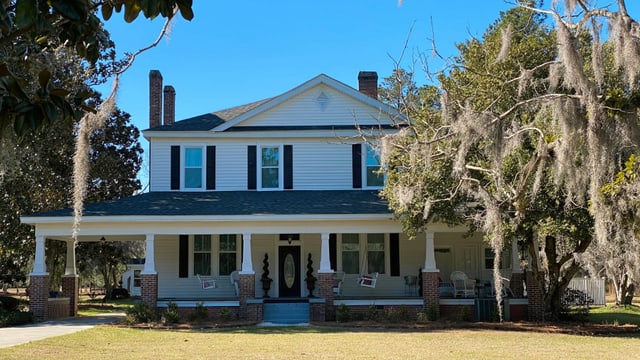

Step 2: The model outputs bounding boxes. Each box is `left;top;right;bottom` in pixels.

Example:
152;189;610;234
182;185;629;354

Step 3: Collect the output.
196;274;216;289
358;272;378;288
450;271;475;298
403;275;418;296
488;276;514;298
333;271;345;296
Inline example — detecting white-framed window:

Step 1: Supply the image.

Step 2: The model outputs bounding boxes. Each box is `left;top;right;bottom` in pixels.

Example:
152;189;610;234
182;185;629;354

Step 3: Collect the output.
219;234;237;276
484;247;511;270
364;144;384;188
193;234;212;276
259;145;282;189
184;147;204;189
341;234;360;274
367;233;385;274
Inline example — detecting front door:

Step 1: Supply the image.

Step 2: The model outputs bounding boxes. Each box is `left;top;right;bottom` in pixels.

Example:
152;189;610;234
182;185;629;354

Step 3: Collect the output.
278;246;301;297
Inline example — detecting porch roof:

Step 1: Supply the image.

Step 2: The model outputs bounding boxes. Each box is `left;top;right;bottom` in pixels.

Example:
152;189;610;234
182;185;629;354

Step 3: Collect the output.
27;190;390;218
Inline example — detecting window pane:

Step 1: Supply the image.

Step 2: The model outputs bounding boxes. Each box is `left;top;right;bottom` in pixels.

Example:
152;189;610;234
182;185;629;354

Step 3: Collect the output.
366;145;380;166
367;234;384;250
366;167;384;187
342;252;360;274
185;148;202;167
194;253;211;275
185;168;202;188
219;253;236;276
262;168;279;188
342;234;359;251
220;234;236;251
261;147;279;166
194;235;211;251
367;251;385;274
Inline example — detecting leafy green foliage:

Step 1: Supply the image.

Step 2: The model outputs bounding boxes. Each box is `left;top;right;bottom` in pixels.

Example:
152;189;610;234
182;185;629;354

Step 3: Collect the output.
125;302;157;324
0;0;193;137
161;301;180;324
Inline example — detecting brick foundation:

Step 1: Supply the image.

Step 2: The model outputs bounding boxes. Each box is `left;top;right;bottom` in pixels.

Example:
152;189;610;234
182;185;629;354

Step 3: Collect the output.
316;272;333;321
61;275;79;317
526;271;544;321
29;275;49;322
422;271;440;318
141;274;158;308
238;274;256;320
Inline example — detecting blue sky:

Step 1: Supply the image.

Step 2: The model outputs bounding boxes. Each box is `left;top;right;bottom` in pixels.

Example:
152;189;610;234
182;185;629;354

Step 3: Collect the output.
93;1;635;189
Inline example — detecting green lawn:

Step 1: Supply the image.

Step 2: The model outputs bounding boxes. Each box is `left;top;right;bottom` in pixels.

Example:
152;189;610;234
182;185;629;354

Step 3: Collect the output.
589;304;640;326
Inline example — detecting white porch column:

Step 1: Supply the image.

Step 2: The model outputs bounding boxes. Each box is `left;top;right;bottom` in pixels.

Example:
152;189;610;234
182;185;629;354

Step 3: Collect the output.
241;233;254;274
318;232;333;273
64;240;77;275
31;235;47;275
141;233;157;275
511;238;522;273
422;231;438;272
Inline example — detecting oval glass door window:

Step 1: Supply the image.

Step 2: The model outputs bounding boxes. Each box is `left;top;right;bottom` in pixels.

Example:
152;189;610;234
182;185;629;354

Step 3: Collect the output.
284;254;295;288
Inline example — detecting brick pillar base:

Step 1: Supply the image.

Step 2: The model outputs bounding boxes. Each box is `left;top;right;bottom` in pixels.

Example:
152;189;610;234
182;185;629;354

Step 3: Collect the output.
61;275;79;317
29;275;49;322
140;274;158;309
238;273;256;320
510;272;525;298
526;271;544;321
316;272;333;322
422;271;440;319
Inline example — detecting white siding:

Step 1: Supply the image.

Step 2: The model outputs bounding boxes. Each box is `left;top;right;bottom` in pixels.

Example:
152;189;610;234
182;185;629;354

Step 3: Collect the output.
149;140;171;192
292;142;352;190
216;143;249;190
238;85;394;128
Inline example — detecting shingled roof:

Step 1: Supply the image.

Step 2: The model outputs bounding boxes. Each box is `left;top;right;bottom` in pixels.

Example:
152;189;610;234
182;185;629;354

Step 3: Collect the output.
28;190;390;218
147;98;274;132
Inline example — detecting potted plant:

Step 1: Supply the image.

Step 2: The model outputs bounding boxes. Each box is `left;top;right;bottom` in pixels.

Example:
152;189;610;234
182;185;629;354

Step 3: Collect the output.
305;253;317;297
260;253;272;297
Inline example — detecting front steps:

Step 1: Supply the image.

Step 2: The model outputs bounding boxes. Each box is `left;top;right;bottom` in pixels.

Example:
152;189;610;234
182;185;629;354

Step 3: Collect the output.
262;299;310;325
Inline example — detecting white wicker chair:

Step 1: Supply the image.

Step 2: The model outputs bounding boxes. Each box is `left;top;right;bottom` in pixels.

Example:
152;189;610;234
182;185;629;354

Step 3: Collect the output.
450;271;475;298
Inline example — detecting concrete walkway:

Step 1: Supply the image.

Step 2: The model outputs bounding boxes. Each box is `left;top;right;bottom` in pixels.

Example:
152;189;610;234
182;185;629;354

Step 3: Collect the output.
0;313;125;349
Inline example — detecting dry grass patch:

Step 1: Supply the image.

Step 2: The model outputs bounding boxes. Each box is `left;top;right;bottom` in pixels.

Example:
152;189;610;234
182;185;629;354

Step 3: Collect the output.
0;325;639;360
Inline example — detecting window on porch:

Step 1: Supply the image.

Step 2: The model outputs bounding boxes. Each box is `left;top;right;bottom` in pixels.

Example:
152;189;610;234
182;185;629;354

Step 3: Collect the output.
341;233;360;274
194;235;212;275
219;234;237;275
484;247;512;270
367;233;385;274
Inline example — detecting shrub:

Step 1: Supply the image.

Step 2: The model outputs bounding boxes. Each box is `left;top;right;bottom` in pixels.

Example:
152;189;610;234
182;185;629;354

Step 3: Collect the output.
561;288;593;322
365;305;379;321
0;308;32;327
336;304;350;322
219;308;234;322
0;296;19;311
188;302;208;322
384;306;410;322
161;301;180;325
125;302;157;324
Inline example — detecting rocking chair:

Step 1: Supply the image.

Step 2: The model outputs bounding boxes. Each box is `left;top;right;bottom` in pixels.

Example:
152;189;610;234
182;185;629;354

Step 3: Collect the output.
358;272;379;288
196;274;216;289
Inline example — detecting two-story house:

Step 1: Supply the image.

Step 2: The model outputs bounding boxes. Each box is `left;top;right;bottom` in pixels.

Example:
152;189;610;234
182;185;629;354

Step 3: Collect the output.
22;71;533;323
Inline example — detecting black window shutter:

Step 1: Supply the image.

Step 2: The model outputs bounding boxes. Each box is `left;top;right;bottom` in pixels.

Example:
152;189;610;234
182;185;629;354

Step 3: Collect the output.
284;145;293;189
170;145;180;190
390;233;400;277
179;234;189;278
247;145;257;190
206;146;216;190
329;233;337;271
352;144;362;188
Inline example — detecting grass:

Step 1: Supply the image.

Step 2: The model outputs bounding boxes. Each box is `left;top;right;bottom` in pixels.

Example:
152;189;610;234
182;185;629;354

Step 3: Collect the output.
0;325;638;360
76;296;135;316
588;304;640;326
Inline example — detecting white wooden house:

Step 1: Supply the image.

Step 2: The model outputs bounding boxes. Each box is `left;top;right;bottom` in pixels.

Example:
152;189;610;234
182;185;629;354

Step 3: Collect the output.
21;71;535;323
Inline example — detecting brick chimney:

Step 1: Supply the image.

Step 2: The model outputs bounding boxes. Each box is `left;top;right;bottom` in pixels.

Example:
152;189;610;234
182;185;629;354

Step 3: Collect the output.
149;70;163;128
358;71;378;99
163;85;175;126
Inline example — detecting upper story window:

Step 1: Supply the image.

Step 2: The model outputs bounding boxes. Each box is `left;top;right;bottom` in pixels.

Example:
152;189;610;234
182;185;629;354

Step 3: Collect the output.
260;146;281;189
364;145;384;188
184;147;203;189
